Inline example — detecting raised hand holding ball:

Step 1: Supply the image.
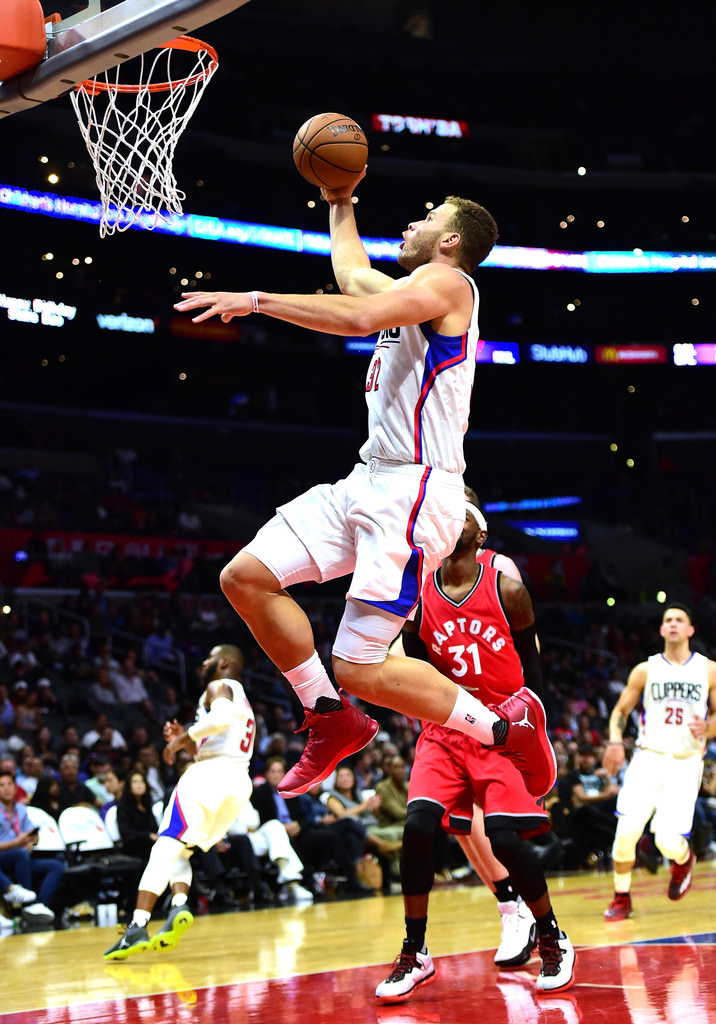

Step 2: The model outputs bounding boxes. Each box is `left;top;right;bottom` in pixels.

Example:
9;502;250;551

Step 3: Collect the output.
293;112;368;189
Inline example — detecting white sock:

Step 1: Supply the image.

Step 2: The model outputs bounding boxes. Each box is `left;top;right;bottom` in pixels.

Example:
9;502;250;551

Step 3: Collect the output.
283;651;337;708
614;870;631;894
132;909;151;927
443;686;500;744
171;892;188;908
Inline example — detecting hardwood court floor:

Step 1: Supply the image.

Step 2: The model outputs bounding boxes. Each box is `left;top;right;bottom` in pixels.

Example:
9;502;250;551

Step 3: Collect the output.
1;860;715;1024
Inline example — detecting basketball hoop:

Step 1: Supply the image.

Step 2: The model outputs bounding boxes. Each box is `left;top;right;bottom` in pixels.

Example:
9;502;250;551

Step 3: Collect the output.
70;36;218;237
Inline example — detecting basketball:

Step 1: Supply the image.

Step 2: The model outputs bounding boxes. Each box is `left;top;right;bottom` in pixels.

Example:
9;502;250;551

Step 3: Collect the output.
292;112;368;189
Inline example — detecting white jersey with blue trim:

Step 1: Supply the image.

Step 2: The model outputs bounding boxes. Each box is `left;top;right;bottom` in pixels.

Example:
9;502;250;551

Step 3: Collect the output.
194;678;255;765
639;651;709;758
358;268;479;473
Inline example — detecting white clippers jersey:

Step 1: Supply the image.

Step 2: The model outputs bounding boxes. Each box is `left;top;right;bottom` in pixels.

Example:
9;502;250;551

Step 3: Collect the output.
194;678;255;765
639;652;710;757
359;269;480;474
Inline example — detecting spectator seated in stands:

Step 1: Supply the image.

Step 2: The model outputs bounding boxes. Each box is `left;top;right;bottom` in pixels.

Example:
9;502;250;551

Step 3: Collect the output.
57;754;97;812
135;743;169;806
142;622;177;669
30;775;63;821
109;652;155;719
565;743;620;868
16;753;44;800
99;766;125;821
293;782;375;898
323;764;403;862
0;756;28;804
84;755;114;807
115;770;158;861
81;714;127;759
0;770;65;926
11;682;43;745
226;799;312;904
87;668;121;713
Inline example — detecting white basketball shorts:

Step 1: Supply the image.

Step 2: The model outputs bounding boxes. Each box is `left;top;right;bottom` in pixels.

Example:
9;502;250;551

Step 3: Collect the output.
267;458;465;619
158;756;252;852
615;747;704;837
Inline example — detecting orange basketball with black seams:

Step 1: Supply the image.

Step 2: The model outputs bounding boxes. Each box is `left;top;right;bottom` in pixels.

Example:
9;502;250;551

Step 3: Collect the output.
293;112;368;189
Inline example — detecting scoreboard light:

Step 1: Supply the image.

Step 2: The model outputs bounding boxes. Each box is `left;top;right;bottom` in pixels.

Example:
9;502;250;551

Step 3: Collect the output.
371;114;469;139
528;343;590;364
595;345;667;365
507;520;581;541
476;341;519;364
673;343;716;366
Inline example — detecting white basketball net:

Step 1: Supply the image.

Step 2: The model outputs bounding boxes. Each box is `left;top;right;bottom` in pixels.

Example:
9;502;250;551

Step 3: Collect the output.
70;38;218;237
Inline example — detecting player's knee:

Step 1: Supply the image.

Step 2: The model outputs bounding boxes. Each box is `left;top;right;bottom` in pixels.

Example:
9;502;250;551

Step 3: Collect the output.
487;827;522;867
401;803;441;895
220;553;274;610
403;804;440;852
332;657;379;698
653;832;688;863
612;827;642;864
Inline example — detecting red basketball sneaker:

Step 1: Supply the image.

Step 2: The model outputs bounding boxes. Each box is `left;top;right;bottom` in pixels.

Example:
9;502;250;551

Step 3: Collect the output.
278;692;379;797
668;849;695;901
604;893;633;921
491;686;557;798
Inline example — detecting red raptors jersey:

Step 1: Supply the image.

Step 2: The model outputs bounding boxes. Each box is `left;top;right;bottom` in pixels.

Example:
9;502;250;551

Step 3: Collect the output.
475;548;498;568
418;563;523;705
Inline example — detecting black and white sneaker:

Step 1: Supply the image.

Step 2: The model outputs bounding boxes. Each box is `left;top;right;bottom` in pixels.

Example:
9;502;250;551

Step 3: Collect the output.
494;897;538;968
536;931;575;993
150;906;194;952
103;922;150;961
376;942;436;1003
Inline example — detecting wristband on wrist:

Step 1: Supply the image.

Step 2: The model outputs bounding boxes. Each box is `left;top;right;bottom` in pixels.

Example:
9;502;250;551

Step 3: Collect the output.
251;290;260;313
605;740;624;746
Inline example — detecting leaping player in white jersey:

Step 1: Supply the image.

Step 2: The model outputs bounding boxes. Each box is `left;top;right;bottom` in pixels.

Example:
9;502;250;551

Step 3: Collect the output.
603;603;716;921
104;644;255;959
174;167;556;805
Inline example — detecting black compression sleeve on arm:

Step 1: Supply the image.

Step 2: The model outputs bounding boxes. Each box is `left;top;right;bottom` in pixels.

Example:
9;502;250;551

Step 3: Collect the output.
512;622;544;700
401;629;430;662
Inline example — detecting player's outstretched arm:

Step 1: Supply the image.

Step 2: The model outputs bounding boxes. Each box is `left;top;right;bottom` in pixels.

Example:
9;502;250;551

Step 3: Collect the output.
174;264;460;336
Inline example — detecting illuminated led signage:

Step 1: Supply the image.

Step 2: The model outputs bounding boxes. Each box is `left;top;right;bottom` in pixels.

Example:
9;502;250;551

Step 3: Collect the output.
96;313;155;333
595;345;667;364
529;344;590;364
477;341;520;364
507;520;581;541
0;292;76;326
673;343;716;366
371;114;469;138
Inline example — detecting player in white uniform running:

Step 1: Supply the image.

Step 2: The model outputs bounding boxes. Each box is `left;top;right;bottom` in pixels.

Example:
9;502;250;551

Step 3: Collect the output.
174;169;556;806
104;644;255;959
603;603;716;920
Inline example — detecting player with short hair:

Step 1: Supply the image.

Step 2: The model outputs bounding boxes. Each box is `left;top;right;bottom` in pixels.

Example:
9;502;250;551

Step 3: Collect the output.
175;170;555;808
375;498;574;1000
603;603;716;920
103;643;255;959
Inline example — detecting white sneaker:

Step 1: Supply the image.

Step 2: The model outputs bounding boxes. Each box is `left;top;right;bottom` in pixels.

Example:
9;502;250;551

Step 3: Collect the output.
5;884;37;908
22;903;55;921
288;883;314;903
536;931;576;993
495;898;538;968
376;943;436;1003
0;912;14;932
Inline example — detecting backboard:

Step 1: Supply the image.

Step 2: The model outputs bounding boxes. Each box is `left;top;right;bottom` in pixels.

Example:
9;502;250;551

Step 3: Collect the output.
0;0;251;118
